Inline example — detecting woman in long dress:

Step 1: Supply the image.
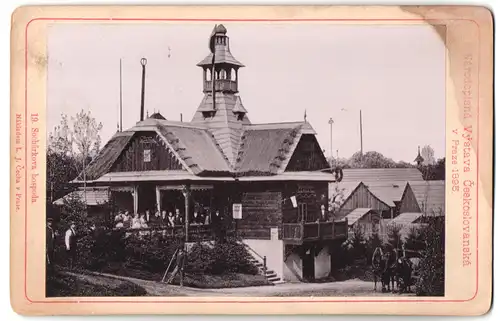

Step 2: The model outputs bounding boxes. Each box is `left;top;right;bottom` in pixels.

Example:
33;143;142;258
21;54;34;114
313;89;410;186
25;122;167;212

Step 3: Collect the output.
131;213;141;229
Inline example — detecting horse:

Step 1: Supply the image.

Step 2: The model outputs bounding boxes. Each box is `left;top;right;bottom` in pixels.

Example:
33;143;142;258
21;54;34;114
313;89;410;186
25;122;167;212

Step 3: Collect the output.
371;247;384;291
394;256;413;293
381;248;398;293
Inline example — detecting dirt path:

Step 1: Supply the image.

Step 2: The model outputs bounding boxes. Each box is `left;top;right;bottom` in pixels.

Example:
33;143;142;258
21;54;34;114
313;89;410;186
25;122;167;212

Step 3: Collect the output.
62;270;415;297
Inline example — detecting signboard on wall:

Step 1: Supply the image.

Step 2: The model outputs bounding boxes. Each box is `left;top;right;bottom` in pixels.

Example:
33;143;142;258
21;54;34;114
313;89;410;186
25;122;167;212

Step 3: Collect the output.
232;203;242;219
270;227;279;240
143;149;151;162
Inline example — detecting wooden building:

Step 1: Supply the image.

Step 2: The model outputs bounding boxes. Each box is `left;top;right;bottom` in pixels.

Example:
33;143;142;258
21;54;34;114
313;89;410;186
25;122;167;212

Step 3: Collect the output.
399;180;446;217
69;24;347;282
330;168;426;238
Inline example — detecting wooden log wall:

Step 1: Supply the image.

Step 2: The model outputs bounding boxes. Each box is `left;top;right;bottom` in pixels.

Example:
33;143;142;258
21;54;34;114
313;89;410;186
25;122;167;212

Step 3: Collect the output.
111;132;184;172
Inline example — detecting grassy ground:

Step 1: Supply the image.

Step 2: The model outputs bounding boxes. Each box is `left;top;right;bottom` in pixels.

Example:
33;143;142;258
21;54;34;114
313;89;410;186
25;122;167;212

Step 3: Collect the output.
46;269;148;297
59;271;415;297
100;264;270;289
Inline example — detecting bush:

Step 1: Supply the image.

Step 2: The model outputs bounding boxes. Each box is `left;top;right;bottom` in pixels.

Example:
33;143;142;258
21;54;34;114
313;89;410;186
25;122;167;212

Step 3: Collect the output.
123;234;182;274
65;229;258;279
75;229;128;270
184;242;215;274
209;238;258;275
342;225;367;266
416;218;445;296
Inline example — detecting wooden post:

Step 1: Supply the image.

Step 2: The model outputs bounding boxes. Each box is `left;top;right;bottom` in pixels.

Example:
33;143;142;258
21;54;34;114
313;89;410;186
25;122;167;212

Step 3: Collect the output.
182;185;191;242
155;185;161;214
133;185;139;214
263;256;267;275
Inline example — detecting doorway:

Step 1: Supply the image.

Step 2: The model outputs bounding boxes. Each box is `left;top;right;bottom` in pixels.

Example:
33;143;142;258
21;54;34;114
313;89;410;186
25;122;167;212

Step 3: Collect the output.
138;184;156;213
302;248;315;281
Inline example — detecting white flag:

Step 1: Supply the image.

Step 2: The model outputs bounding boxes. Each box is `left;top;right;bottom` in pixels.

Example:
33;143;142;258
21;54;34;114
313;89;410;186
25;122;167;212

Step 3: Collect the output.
290;196;297;208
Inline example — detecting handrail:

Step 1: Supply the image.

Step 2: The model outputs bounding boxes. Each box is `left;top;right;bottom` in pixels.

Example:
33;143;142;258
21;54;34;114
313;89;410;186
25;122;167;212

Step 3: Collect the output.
241;241;265;261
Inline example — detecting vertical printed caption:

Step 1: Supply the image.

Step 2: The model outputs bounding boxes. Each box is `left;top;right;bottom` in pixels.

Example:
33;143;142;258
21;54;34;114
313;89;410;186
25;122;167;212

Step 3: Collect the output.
14;113;24;211
450;54;475;269
15;112;41;212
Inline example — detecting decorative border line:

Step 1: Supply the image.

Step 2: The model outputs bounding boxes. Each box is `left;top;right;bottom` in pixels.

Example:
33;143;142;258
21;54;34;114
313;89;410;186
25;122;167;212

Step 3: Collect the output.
23;17;481;304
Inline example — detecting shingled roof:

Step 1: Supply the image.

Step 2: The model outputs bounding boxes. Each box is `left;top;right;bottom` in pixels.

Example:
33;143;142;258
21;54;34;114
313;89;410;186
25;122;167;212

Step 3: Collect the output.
82;131;134;181
408;180;445;216
364;181;407;207
234;125;301;176
156;124;231;175
342;168;424;182
78;117;323;182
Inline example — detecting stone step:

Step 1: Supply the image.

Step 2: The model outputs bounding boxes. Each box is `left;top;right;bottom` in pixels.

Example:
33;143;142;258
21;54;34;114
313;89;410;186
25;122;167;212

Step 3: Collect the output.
268;277;281;283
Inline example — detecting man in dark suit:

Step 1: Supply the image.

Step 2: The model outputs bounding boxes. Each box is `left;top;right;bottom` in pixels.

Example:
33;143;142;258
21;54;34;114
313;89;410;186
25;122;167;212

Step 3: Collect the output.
166;246;186;286
46;218;56;270
65;222;77;270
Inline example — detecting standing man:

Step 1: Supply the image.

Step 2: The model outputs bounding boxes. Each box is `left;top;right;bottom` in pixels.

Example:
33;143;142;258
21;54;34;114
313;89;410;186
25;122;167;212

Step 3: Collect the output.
46;218;56;271
166;246;186;287
65;222;77;270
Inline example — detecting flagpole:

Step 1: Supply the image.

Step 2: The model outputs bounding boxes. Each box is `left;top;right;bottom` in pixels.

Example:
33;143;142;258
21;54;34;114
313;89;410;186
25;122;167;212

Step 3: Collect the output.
119;58;123;132
210;25;217;112
359;109;363;158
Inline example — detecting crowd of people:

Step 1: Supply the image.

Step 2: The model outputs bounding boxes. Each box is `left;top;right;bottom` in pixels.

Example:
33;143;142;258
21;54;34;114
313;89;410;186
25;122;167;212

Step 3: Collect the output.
113;207;226;230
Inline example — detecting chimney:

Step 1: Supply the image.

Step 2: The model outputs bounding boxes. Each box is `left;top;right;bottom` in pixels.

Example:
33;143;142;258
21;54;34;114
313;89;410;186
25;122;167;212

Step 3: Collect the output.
140;58;147;121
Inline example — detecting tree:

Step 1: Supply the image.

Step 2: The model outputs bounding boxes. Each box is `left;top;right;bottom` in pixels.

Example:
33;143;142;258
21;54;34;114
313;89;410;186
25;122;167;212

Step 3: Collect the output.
347;151;404;169
416;217;445;296
419;157;445;181
404;226;425;252
386;224;403;250
72;110;103;205
421;145;436;166
47;114;78;203
48;110;103;206
328;183;347;219
326;156;351;169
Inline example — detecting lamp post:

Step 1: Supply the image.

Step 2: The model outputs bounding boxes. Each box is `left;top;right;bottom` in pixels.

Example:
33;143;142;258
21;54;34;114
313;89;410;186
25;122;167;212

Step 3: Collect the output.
328;118;334;169
139;58;147;121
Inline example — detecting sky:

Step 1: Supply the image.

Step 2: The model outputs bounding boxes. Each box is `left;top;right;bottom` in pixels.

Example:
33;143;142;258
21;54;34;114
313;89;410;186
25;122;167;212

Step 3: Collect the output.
47;22;445;163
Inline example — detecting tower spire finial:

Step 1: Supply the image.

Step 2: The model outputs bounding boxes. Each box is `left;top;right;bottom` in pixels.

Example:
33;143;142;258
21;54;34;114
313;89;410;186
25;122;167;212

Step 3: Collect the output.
304;109;307;122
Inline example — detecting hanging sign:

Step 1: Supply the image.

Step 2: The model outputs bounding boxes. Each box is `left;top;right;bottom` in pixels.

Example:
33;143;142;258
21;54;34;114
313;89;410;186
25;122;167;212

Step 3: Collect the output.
232;203;242;219
290;196;298;208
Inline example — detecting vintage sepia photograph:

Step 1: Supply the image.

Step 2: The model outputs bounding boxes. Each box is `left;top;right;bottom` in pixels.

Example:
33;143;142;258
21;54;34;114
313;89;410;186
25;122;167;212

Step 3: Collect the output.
43;22;448;298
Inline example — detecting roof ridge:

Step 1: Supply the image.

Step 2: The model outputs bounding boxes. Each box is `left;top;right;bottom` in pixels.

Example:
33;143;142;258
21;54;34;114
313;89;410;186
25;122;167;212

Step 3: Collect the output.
360;182;394;208
272;125;302;174
233;129;248;173
206;129;234;172
155;126;201;174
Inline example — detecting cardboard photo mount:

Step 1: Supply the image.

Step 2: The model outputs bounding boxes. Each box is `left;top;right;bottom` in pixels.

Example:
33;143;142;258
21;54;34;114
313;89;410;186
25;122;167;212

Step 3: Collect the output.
10;5;493;316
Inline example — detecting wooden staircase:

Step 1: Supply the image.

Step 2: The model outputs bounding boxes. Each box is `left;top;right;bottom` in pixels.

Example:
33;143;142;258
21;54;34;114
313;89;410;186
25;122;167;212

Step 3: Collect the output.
241;242;282;284
249;257;282;284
